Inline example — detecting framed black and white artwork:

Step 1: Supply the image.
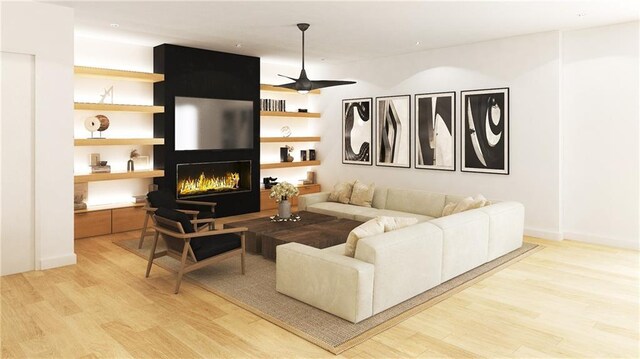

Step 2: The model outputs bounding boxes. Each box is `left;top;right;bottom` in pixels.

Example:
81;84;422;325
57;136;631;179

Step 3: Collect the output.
342;98;373;165
375;95;411;168
415;91;456;171
461;88;509;174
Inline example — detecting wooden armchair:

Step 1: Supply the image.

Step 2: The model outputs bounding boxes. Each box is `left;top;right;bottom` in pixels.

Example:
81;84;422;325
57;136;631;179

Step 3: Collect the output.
146;207;247;294
138;190;217;248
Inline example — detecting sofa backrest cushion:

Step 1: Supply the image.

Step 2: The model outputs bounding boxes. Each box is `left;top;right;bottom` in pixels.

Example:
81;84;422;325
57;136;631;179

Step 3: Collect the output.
445;194;465;206
385;188;446;217
349;180;375;207
372;187;388;209
328;181;355;204
344;218;385;257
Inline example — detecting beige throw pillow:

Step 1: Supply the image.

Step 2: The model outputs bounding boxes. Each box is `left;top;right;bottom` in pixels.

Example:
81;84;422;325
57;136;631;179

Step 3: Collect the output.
441;202;457;216
327;181;354;204
377;216;418;232
344;218;385;257
443;194;490;216
349;180;375;207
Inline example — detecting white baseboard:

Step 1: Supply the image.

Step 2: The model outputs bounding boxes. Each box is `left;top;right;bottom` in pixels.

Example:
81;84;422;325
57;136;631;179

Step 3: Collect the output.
563;232;639;251
524;227;563;241
40;253;77;270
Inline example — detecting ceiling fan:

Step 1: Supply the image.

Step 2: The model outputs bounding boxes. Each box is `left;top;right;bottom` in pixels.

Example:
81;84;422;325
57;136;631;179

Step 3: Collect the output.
276;23;356;94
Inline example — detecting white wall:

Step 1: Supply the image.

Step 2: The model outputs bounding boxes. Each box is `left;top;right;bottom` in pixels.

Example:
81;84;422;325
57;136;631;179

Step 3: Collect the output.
1;52;36;275
74;36;156;206
1;1;75;272
260;62;322;186
562;22;639;249
313;31;563;239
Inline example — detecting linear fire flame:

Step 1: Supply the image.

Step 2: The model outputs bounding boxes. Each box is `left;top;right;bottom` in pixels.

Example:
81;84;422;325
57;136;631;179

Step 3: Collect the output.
178;172;240;195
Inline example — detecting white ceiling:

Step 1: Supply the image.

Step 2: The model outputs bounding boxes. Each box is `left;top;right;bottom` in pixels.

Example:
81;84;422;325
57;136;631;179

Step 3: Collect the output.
52;1;639;66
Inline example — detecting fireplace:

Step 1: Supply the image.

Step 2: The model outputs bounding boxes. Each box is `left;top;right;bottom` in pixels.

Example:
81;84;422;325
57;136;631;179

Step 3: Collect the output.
176;160;251;199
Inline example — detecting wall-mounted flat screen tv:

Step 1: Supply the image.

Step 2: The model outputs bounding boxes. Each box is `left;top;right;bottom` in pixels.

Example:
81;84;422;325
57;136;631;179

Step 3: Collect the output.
175;96;254;151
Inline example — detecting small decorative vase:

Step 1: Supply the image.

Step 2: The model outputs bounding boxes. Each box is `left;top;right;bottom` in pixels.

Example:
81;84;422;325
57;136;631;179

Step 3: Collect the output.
278;198;292;219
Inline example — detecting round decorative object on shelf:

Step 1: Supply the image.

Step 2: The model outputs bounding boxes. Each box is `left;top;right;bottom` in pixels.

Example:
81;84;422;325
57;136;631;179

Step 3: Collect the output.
84;114;110;138
280;126;292;137
84;116;101;132
96;114;110;131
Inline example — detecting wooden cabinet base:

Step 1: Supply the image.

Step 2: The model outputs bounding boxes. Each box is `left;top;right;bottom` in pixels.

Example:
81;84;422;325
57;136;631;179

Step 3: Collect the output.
260;184;321;211
112;207;146;233
74;210;112;239
75;206;146;239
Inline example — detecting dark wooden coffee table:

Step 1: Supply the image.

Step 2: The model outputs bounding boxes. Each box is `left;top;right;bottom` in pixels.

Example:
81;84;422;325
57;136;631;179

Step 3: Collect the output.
261;218;362;260
223;211;337;254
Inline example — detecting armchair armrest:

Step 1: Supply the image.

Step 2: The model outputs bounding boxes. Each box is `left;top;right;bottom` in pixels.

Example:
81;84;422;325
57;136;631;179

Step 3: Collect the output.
298;191;330;211
153;225;248;239
276;243;374;323
190;218;215;225
176;199;217;212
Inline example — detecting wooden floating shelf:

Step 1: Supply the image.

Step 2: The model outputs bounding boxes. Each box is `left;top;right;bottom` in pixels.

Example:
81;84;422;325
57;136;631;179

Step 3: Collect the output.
74;138;165;146
260;136;320;143
74;102;164;113
260;84;320;95
74;170;165;183
74;202;145;214
260;160;321;169
260;111;320;118
74;66;164;83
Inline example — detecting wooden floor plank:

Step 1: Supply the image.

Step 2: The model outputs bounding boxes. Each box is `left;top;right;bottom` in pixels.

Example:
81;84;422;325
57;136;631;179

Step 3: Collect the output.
1;211;638;358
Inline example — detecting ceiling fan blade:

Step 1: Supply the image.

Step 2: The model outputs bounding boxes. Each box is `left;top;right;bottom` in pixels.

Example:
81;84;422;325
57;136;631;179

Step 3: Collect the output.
273;81;299;90
277;74;299;82
309;80;357;90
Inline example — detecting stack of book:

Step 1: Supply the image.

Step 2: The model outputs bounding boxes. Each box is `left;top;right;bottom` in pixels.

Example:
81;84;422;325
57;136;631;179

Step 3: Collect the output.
261;99;286;112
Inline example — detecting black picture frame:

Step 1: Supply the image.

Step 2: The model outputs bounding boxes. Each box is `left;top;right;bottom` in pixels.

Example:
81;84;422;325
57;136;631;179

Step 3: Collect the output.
342;97;373;165
461;87;509;175
414;91;456;171
375;95;411;168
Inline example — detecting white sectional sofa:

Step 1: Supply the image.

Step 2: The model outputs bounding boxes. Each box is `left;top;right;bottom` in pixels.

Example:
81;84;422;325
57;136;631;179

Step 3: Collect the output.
276;187;524;323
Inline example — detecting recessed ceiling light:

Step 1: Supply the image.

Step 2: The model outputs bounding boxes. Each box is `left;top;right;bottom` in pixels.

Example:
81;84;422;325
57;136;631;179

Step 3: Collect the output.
110;23;120;28
415;41;421;46
235;43;242;48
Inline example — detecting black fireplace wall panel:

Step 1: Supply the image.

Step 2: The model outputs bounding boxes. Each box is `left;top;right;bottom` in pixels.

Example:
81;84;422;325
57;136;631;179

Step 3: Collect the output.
153;44;260;217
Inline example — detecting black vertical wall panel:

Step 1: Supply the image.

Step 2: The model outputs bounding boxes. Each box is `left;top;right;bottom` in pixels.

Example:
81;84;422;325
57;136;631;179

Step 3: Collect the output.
153;44;260;217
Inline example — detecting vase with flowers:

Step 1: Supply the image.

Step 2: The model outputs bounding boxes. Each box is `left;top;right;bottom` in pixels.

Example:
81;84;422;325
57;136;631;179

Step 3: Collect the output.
269;181;299;219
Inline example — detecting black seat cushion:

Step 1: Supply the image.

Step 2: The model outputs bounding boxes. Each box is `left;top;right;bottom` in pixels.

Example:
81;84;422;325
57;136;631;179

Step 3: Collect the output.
147;191;177;210
190;233;241;261
155;208;195;233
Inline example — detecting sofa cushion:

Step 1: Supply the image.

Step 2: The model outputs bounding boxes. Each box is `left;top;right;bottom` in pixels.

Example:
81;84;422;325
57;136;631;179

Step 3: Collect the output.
377;216;418;232
306;202;369;220
445;194;466;206
441;202;457;216
385;188;445;217
444;194;489;216
349;180;375;207
344;218;385;257
328;181;354;204
372;187;388;209
348;207;432;222
430;210;490;282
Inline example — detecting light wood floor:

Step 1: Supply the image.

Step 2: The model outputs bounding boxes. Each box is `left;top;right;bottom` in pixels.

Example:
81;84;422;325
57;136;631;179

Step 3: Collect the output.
2;211;639;358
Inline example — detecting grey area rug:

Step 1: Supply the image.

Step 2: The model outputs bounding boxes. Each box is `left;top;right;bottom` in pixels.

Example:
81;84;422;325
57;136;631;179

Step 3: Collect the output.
115;238;539;354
